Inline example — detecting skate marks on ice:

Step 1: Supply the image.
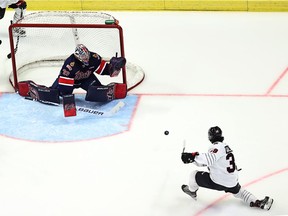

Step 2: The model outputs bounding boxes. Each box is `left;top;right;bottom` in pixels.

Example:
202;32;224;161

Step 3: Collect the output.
0;93;139;142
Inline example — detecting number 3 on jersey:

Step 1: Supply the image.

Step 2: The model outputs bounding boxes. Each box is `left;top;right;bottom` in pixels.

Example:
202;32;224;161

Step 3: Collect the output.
226;153;236;173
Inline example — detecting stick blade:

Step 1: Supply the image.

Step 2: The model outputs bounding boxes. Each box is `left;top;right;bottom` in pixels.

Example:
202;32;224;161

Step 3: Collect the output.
104;101;125;117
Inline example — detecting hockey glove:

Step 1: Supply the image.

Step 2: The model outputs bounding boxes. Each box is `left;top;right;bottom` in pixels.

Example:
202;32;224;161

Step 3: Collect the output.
181;152;199;164
8;1;27;9
109;57;126;77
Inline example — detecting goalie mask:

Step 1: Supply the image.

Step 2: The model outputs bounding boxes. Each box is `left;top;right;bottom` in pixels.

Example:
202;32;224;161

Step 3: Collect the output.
208;126;224;143
74;44;90;65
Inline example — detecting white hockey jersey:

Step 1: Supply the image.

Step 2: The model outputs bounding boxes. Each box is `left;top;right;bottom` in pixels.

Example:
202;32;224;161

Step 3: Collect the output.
0;0;19;8
194;141;239;187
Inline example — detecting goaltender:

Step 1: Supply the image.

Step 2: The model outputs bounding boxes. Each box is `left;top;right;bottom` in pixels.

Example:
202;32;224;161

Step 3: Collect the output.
18;44;127;106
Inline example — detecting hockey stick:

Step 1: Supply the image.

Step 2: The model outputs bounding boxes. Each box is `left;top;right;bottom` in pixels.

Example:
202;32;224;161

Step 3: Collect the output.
182;139;186;153
24;96;60;106
7;9;24;59
25;95;125;116
77;101;125;117
7;32;19;59
69;15;80;44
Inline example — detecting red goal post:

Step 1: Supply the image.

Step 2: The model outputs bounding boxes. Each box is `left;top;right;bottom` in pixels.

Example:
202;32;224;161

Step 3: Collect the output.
8;11;145;92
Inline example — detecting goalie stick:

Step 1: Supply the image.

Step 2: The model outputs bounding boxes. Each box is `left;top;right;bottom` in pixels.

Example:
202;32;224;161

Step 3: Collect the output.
24;96;60;106
25;96;125;117
77;101;125;117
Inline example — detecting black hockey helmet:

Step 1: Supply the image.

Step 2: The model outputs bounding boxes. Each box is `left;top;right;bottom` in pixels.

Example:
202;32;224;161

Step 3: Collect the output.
208;126;224;143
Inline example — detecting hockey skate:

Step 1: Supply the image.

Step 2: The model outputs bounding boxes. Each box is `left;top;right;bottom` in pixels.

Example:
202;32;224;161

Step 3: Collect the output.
13;27;26;37
250;196;274;210
181;185;197;200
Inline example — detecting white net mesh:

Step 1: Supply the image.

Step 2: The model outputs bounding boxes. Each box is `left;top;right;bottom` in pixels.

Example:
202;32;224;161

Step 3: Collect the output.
9;11;144;91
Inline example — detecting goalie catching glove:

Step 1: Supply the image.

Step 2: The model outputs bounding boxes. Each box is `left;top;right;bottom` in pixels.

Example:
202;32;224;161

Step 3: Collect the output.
181;152;199;164
109;57;126;77
8;0;27;9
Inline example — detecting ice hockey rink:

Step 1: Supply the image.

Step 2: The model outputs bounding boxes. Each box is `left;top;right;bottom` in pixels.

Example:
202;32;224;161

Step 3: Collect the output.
1;10;288;216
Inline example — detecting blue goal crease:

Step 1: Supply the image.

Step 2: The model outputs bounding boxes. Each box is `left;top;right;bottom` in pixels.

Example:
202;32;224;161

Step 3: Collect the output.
0;93;139;142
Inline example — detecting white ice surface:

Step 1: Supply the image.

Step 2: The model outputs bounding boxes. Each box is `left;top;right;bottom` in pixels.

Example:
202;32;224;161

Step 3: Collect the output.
1;11;288;216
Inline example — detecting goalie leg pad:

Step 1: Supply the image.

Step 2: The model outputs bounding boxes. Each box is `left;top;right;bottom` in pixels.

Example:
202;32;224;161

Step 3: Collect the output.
63;94;76;117
114;83;127;99
85;84;115;102
18;80;30;96
28;81;60;105
85;83;127;102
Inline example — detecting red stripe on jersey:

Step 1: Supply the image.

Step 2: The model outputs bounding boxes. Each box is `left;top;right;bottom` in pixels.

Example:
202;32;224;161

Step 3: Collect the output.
59;76;74;86
95;60;108;75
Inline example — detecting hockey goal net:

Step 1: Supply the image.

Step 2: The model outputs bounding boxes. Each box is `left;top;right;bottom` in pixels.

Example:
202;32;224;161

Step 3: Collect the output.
8;11;145;92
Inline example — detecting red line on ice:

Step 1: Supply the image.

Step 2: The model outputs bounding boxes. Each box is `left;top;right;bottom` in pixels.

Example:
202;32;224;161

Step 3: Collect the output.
265;67;288;95
192;167;288;216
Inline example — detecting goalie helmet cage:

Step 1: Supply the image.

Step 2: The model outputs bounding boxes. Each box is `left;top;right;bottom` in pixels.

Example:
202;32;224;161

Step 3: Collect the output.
8;11;145;92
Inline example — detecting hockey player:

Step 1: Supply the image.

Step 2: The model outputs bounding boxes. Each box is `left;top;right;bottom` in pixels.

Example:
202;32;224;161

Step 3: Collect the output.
181;126;274;210
50;44;127;102
0;0;27;37
18;44;127;106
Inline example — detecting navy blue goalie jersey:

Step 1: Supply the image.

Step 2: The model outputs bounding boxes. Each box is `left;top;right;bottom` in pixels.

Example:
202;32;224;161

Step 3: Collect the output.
55;52;110;94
